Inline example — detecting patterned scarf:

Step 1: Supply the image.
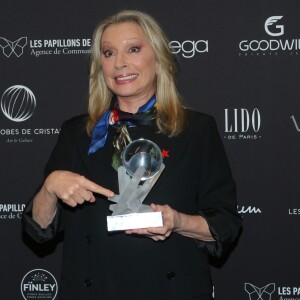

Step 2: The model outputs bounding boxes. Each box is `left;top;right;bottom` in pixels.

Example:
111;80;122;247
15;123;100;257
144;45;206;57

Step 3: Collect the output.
88;95;157;169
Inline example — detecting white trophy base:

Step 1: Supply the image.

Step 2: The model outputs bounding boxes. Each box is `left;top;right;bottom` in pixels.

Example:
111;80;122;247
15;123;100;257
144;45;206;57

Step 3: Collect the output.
107;211;163;231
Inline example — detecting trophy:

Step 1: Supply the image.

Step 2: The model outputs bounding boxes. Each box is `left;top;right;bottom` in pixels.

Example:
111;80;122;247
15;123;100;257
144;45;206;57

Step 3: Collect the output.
107;139;165;231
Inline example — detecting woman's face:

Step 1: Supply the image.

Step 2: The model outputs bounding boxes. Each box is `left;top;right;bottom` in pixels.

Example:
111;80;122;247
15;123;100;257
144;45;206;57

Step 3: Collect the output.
100;22;158;111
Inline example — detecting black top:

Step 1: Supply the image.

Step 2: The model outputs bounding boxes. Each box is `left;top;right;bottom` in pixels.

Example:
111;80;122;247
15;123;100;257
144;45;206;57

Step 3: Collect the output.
22;109;242;300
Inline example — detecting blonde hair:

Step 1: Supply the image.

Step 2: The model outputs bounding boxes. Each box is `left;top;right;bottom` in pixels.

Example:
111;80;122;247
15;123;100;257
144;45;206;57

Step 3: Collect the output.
87;9;186;136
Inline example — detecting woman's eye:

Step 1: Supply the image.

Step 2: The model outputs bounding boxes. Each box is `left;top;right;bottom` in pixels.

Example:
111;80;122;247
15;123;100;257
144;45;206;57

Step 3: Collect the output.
103;50;114;58
129;47;140;53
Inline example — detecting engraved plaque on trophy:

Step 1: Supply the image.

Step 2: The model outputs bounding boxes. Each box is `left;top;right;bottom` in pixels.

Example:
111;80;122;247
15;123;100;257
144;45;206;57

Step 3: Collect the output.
107;139;165;231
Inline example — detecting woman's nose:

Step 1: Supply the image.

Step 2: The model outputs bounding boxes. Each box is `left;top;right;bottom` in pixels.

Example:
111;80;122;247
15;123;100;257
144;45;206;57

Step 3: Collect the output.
114;54;127;70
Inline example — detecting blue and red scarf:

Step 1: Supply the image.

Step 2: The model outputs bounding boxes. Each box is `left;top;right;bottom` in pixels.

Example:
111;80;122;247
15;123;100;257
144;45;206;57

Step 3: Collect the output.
88;95;157;160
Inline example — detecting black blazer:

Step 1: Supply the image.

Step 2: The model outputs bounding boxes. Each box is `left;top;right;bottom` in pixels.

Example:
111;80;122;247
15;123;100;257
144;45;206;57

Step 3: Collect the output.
23;109;242;300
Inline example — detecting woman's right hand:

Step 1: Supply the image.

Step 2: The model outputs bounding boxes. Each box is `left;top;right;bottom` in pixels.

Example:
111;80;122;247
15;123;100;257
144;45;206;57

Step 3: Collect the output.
44;170;114;207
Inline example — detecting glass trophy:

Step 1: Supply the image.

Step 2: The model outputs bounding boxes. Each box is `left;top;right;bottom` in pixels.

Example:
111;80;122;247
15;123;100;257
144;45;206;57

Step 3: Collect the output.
107;139;165;231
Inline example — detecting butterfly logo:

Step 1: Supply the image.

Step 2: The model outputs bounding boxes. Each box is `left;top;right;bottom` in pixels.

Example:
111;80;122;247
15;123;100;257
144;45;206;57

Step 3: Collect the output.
245;283;276;300
0;37;27;57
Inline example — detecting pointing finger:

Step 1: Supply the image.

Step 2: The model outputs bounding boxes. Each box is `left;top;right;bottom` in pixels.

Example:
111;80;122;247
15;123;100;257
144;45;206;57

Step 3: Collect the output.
81;177;114;198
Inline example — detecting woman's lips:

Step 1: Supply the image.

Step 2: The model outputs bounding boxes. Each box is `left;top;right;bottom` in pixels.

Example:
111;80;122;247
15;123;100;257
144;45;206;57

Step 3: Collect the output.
115;74;138;84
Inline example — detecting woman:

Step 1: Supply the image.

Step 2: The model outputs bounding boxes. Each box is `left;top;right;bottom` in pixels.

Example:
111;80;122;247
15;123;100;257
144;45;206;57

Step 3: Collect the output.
22;10;242;300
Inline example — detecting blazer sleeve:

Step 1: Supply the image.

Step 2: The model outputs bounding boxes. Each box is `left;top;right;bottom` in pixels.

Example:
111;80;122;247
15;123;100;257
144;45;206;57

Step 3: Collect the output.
194;116;242;257
22;119;82;243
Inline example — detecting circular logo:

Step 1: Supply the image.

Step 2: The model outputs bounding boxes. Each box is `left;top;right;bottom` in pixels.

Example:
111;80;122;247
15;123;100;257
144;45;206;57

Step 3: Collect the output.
1;85;36;122
21;269;58;300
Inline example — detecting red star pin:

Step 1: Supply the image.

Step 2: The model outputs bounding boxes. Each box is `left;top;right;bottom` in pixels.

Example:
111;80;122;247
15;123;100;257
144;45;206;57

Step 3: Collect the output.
161;149;169;158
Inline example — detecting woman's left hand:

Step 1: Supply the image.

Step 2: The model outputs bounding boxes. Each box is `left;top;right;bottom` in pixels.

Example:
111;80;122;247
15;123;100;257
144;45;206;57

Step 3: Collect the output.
125;203;180;241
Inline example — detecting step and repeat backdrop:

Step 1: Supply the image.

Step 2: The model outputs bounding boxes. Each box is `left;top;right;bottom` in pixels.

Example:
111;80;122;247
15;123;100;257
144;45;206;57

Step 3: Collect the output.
1;0;299;299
